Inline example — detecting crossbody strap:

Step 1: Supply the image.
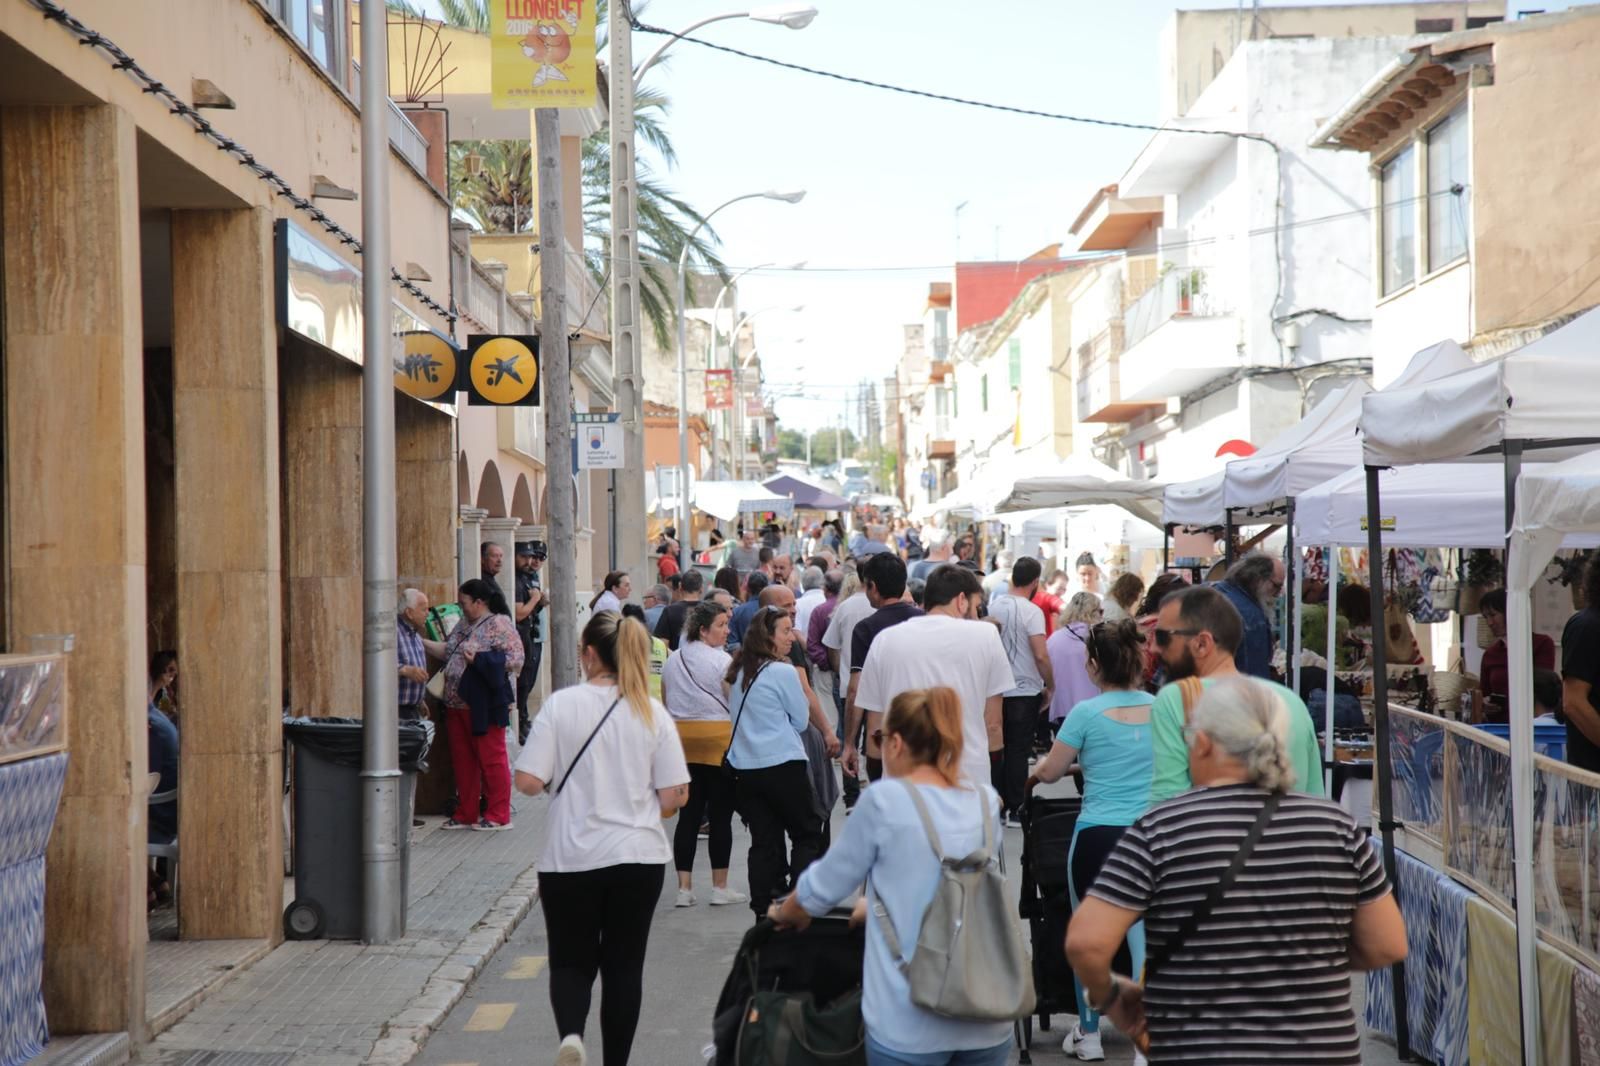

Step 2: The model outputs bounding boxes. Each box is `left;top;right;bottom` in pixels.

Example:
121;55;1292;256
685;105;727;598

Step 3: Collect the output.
680;650;730;713
555;696;623;795
1143;790;1283;983
721;659;773;764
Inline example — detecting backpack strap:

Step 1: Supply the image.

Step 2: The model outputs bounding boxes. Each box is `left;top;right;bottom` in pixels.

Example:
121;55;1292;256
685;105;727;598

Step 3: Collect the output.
1177;677;1205;725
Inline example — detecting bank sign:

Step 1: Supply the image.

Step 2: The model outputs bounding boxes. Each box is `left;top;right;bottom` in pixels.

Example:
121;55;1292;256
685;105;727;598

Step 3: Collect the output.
490;0;598;110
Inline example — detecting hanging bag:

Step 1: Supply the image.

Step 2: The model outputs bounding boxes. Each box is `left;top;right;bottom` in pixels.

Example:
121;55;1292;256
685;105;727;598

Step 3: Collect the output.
722;660;773;780
871;781;1036;1021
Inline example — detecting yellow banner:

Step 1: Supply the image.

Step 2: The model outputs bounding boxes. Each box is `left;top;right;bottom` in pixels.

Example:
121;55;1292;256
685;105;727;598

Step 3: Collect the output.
490;0;598;110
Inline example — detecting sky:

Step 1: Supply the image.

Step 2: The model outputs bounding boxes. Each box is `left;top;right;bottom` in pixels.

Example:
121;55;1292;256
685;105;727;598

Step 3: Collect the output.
414;0;1471;433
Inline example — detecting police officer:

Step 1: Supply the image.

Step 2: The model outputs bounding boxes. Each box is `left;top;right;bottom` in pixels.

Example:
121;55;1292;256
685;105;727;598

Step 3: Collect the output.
513;539;547;743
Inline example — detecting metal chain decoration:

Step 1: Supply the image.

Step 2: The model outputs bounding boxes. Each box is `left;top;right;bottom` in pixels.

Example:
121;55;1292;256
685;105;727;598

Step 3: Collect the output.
26;0;457;326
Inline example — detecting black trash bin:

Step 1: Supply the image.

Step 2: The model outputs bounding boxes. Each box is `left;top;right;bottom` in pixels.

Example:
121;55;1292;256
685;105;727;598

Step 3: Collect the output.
282;717;431;940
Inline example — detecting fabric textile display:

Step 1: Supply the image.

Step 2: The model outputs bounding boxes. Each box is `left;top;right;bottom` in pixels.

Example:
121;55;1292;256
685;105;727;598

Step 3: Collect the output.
1574;965;1600;1065
1432;875;1473;1066
1466;896;1579;1065
0;752;66;1066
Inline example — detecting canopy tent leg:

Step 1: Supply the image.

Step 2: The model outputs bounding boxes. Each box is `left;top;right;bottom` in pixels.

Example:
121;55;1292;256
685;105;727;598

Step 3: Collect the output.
1324;542;1338;795
1504;441;1541;1066
1224;509;1236;568
1288;498;1301;697
1365;464;1411;1059
1163;523;1171;573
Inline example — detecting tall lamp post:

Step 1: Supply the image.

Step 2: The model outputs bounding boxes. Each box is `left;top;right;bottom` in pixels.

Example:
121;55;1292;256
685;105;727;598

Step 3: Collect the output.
711;261;804;477
676;192;806;546
611;4;817;592
729;307;804;478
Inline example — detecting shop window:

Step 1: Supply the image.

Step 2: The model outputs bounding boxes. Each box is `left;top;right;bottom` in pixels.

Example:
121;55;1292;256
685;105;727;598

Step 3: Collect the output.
1427;107;1471;271
1380;145;1416;295
266;0;347;83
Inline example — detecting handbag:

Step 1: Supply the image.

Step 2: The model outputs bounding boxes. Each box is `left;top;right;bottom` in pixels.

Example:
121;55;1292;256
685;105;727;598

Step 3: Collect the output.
735;987;866;1065
1135;791;1283;1053
424;670;446;702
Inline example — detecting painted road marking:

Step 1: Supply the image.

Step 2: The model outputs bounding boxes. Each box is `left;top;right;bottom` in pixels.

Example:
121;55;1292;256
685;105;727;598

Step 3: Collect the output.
464;1003;516;1031
506;955;547;980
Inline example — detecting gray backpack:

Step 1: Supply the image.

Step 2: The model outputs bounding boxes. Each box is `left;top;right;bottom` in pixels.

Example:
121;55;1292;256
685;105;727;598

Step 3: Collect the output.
871;781;1036;1022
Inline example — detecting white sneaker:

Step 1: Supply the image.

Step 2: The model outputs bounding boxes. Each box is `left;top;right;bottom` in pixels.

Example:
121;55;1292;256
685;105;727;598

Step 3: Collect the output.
556;1034;586;1066
1133;1051;1148;1066
1064;1023;1104;1061
674;888;696;908
709;886;749;906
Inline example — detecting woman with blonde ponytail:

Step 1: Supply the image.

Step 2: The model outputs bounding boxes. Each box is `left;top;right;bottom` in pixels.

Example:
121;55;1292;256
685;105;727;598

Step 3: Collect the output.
771;686;1013;1065
1067;676;1407;1065
513;611;690;1066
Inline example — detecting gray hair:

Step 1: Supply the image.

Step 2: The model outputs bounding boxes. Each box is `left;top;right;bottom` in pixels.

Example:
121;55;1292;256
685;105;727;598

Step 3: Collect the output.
401;588;428;610
801;565;825;592
648;583;672;603
824;567;844;597
1226;551;1279;608
1062;591;1103;626
1190;676;1296;793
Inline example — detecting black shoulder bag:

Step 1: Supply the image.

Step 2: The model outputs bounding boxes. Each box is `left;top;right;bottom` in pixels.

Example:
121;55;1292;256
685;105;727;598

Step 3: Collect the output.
721;660;773;780
555;696;623;795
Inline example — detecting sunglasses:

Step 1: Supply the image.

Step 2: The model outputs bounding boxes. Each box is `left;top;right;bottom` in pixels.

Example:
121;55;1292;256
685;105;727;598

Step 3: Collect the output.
1153;627;1199;648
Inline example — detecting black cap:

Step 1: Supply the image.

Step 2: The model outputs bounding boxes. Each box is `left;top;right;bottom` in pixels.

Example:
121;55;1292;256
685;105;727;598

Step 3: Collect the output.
516;540;547;558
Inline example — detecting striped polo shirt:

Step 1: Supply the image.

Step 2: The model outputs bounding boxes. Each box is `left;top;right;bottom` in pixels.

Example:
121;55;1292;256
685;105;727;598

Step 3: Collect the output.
1089;783;1389;1064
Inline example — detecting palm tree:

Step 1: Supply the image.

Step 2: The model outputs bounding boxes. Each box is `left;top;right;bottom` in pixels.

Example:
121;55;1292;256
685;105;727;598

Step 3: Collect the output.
387;0;725;347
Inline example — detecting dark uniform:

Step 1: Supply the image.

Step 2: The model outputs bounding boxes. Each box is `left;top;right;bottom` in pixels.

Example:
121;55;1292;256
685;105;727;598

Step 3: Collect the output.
514;540;547;743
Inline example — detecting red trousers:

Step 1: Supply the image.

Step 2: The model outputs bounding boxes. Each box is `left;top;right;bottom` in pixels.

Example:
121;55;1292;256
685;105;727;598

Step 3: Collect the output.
446;707;512;826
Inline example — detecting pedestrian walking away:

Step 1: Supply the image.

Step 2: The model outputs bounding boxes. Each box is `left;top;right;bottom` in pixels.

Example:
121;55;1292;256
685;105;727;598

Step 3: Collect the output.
770;686;1013;1066
514;611;691;1066
1066;676;1407;1064
843;553;923;782
988;556;1055;823
1028;619;1154;1062
515;539;548;743
440;578;524;831
725;604;827;918
660;599;747;908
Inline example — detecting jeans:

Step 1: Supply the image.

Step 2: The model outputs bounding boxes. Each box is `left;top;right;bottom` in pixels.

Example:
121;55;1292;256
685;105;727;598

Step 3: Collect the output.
445;707;511;825
673;762;735;873
1000;694;1045;815
865;1035;1012;1066
1067;824;1146;1034
735;760;825;916
517;640;544;743
539;864;663;1066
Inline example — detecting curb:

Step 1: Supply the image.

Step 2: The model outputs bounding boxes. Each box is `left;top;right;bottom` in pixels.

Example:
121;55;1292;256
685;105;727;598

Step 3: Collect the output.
365;866;541;1066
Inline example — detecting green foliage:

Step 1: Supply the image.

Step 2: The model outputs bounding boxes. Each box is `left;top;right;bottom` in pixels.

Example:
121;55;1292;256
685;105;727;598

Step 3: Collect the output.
776;428;858;469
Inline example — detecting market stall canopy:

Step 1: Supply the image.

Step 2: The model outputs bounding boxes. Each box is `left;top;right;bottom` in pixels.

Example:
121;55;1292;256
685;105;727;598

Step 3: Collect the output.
1163;471;1225;528
692;480;794;522
1223;380;1371;512
856;493;906;512
1300;462;1600;550
1511;449;1600;590
762;474;851;511
992;454;1163;526
913;479;1001;522
1362;309;1600;467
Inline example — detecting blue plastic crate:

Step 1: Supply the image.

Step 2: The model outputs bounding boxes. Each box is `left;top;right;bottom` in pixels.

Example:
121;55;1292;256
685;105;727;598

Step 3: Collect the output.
1472;721;1567;762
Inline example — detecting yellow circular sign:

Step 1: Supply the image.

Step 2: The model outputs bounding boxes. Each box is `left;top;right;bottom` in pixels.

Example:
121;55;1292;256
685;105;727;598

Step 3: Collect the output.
469;336;539;405
394;333;458;401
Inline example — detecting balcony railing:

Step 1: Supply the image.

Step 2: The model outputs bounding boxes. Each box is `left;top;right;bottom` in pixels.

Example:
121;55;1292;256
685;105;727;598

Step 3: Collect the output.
1124;269;1229;351
351;62;432;177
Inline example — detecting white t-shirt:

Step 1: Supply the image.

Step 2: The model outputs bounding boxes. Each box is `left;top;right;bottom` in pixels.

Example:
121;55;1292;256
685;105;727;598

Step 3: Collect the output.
989;593;1046;697
593;590;624;615
854;614;1015;786
515;682;690;873
794;588;827;640
822;592;877;676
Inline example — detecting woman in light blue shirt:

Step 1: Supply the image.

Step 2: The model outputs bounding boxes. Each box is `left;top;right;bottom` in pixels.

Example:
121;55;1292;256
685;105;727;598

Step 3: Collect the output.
772;686;1011;1066
1028;619;1154;1064
725;604;824;917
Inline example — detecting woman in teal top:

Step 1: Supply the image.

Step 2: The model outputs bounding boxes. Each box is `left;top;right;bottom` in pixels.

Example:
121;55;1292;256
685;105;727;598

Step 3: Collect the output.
1027;619;1153;1064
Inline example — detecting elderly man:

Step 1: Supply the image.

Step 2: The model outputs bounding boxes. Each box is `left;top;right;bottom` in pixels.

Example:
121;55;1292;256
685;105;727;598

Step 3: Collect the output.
853;523;893;559
1213;550;1284;680
794;565;827;639
480;540;505;583
909;530;951;581
643;582;672;632
398;588;446;721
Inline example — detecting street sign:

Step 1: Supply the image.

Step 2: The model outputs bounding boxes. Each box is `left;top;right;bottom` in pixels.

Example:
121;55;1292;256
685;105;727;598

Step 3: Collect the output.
705;369;733;410
394;331;457;402
463;334;540;406
572;411;623;471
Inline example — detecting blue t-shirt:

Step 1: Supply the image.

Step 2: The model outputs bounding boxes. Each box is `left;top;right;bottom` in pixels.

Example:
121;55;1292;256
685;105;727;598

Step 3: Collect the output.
726;662;809;770
1056;689;1156;829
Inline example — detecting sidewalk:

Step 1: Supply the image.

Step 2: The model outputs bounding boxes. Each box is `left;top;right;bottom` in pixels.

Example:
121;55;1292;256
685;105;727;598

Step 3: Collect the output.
135;792;547;1066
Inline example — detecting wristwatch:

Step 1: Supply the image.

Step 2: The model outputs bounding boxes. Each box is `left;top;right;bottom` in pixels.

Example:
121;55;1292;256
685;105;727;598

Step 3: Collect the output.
1095;976;1123;1014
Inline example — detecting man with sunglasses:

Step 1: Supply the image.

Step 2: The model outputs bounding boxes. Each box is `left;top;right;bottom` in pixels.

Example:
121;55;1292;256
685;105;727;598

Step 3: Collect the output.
1213;551;1284;680
1148;585;1326;806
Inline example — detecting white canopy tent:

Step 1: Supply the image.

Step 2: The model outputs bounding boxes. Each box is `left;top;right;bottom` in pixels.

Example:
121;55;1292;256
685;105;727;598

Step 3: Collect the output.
1224;379;1372;513
691;481;795;523
1354;315;1600;1065
990;453;1165;527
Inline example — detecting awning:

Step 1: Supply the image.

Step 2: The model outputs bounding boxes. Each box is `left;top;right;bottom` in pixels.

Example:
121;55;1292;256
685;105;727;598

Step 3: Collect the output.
692;481;794;522
992;454;1163;527
762;474;851;511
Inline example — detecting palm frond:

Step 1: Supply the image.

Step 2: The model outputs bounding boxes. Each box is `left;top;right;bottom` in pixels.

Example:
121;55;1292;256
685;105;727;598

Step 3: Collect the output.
437;0;488;32
385;0;427;15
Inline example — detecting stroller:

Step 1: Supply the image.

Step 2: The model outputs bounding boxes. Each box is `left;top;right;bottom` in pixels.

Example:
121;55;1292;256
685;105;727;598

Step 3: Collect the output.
1014;794;1083;1064
711;911;865;1065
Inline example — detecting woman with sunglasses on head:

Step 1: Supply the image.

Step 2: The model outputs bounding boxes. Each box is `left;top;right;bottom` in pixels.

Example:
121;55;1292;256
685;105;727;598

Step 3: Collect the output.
1046;592;1106;729
1028;619;1154;1063
514;611;690;1066
770;686;1011;1066
725;603;826;919
660;600;747;909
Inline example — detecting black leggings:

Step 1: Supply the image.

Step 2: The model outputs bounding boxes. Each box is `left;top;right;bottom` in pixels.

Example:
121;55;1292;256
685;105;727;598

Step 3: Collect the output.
538;864;664;1066
735;760;825;916
674;762;735;873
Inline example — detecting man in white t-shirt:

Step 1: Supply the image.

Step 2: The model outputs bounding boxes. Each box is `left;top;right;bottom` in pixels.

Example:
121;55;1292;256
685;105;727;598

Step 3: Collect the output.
852;564;1013;790
823;585;878;805
987;555;1055;824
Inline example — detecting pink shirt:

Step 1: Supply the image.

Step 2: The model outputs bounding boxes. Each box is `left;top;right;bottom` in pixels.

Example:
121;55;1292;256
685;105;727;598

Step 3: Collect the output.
1045;622;1100;722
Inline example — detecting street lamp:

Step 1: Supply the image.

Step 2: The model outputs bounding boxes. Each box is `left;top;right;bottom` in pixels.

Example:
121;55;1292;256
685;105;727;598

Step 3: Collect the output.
729;307;805;478
634;5;820;87
611;5;817;592
677;192;806;546
709;261;803;480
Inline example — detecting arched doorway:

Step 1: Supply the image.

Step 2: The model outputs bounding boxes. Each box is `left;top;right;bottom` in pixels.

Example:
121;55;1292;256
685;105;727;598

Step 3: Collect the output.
476;460;507;518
